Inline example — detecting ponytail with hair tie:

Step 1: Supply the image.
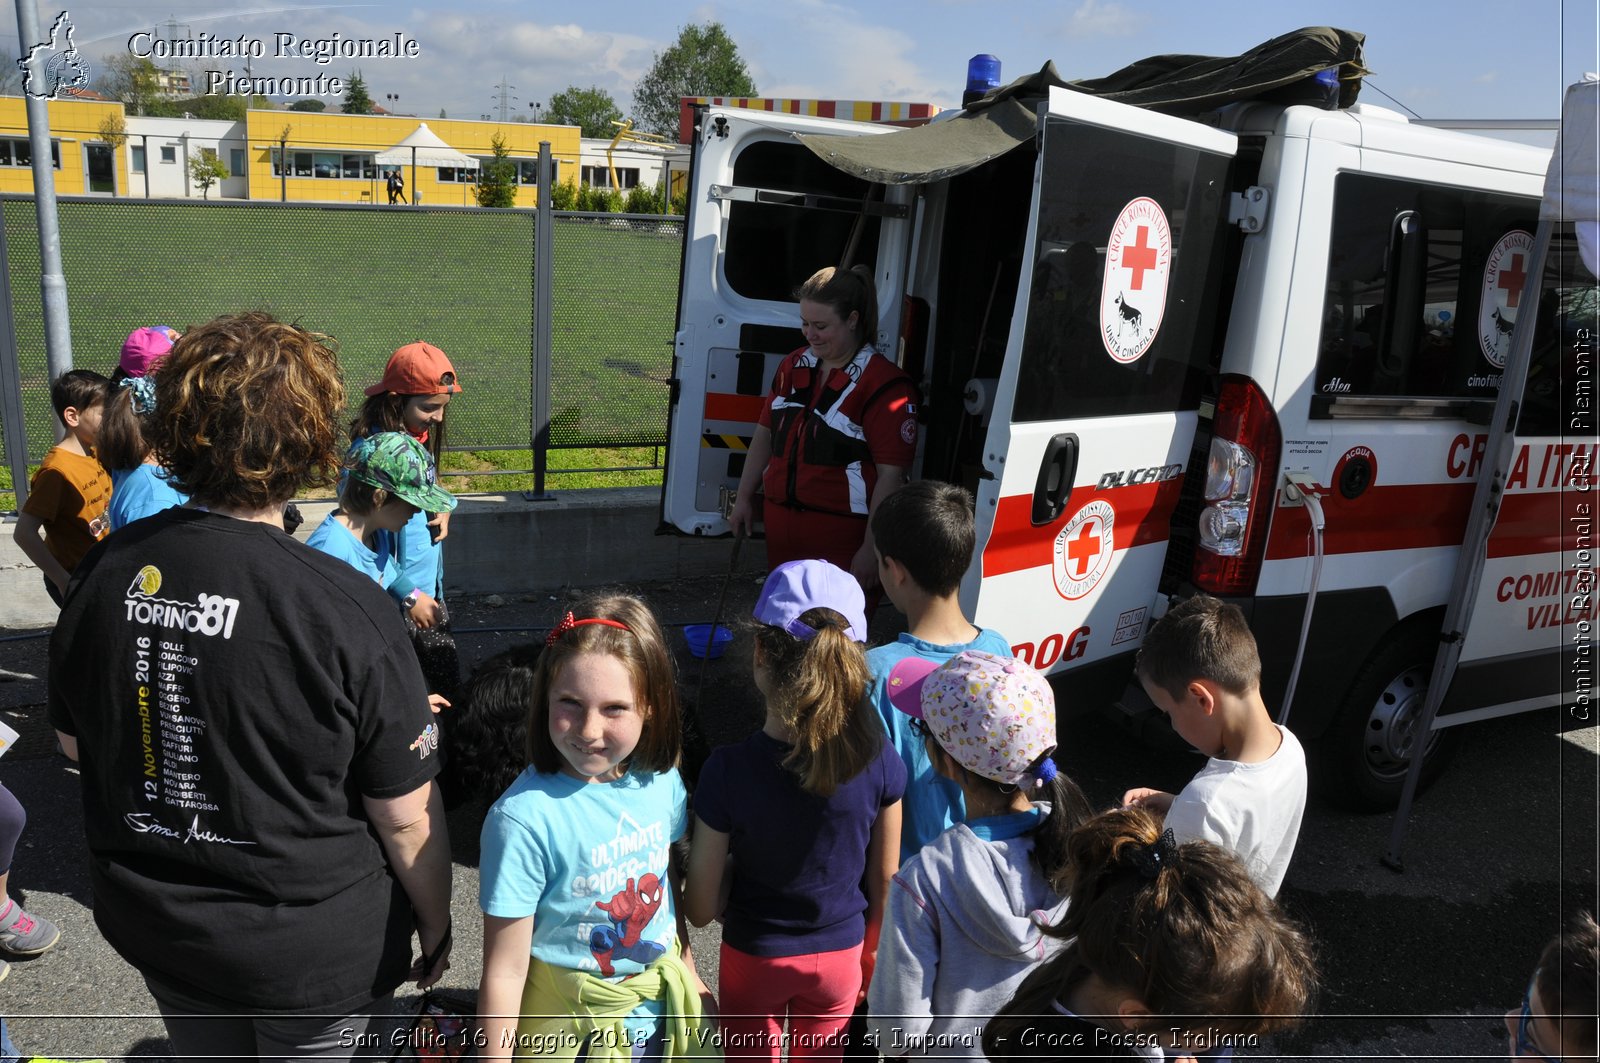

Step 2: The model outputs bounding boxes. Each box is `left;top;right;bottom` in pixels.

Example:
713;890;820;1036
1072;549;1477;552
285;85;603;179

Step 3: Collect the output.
1128;828;1180;879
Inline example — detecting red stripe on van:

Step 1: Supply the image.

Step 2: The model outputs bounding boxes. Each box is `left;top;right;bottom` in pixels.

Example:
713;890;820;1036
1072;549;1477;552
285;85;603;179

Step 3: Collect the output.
1265;482;1473;559
1486;490;1591;558
1262;481;1584;560
704;393;764;424
982;480;1185;578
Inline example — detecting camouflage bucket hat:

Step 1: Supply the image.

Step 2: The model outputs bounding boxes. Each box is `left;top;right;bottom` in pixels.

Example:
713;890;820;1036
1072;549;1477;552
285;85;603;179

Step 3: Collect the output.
346;432;457;513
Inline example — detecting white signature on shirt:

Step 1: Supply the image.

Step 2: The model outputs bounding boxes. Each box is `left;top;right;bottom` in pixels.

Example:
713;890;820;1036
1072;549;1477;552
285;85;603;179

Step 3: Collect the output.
124;811;256;847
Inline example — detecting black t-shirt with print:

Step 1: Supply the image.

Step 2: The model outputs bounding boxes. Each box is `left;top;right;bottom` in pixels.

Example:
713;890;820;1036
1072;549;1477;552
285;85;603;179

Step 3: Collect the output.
48;507;441;1013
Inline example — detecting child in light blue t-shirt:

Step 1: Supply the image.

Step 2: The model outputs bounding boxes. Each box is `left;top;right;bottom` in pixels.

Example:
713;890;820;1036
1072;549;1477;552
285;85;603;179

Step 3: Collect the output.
308;431;457;588
477;593;714;1061
866;481;1012;862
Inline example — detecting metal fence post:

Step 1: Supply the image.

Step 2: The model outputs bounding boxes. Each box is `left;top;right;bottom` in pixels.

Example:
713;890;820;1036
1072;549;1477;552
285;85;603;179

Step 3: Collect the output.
527;140;554;500
0;205;32;507
14;0;73;397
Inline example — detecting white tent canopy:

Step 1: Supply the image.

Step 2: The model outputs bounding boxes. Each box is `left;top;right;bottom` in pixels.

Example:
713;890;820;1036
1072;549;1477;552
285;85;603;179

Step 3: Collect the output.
375;123;478;168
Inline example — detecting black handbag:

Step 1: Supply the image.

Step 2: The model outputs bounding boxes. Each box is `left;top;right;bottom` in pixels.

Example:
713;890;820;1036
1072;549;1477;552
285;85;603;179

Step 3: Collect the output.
405;606;462;703
391;989;479;1061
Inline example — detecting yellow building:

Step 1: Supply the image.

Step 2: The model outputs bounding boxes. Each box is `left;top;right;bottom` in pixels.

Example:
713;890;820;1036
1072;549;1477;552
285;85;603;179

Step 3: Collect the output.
243;111;581;207
0;96;131;196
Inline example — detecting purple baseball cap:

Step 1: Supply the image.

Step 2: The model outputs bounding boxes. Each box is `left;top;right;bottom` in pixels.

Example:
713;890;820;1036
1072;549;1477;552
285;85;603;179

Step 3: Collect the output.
118;326;179;378
887;650;1058;786
752;559;868;643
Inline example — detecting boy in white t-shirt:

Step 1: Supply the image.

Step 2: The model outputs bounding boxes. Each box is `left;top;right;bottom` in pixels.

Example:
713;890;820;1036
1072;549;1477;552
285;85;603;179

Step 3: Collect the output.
1122;594;1306;897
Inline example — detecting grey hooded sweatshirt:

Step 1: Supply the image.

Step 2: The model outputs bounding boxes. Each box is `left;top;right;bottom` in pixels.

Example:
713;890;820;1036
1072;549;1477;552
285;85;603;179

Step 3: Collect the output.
866;812;1068;1057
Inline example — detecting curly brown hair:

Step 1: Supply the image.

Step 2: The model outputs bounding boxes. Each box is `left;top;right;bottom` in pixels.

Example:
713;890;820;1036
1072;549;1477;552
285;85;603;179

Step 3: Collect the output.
149;312;345;510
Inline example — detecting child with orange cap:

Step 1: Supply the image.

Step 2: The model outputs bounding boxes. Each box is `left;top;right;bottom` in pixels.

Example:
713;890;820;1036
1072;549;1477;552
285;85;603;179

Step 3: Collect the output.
350;341;463;698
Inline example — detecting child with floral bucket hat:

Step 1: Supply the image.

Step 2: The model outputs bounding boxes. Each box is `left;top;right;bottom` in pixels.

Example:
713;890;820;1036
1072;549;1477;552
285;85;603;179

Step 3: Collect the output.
867;650;1093;1057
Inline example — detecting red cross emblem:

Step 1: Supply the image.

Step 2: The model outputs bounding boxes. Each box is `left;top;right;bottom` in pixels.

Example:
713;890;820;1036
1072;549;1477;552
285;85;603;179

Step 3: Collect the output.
1066;520;1103;577
1121;226;1158;291
1498;252;1526;309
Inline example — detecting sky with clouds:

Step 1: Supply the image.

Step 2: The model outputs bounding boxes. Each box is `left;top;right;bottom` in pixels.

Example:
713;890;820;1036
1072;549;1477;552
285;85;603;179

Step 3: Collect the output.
5;0;1595;127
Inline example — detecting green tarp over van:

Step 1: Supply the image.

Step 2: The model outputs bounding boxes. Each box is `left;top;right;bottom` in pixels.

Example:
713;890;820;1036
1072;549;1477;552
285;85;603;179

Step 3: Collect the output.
796;26;1368;185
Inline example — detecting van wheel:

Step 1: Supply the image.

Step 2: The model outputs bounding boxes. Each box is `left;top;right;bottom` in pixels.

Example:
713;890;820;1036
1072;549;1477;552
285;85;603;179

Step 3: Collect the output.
1316;622;1455;812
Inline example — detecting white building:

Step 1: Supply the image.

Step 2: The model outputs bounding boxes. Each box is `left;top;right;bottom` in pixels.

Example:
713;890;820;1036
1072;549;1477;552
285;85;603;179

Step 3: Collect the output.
576;136;689;195
122;115;247;200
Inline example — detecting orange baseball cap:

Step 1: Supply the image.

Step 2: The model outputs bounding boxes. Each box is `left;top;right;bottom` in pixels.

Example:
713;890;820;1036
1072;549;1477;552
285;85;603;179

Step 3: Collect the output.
364;341;463;397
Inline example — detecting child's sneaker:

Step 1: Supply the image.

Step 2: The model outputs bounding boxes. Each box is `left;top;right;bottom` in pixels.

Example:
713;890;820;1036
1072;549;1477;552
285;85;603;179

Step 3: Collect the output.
0;899;60;956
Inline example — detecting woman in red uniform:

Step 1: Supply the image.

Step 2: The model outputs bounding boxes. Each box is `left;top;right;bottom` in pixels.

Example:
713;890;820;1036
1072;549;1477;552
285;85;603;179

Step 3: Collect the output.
729;266;919;591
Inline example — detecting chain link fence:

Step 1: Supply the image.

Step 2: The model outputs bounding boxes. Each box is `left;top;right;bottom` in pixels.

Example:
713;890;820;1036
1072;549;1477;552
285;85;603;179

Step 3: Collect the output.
0;196;683;503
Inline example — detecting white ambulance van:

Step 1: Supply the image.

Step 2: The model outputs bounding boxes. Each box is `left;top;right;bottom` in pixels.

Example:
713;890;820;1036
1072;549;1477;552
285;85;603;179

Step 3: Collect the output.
659;43;1589;809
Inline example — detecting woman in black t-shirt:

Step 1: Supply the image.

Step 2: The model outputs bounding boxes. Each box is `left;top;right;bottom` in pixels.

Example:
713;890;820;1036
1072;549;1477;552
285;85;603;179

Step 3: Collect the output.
48;312;453;1061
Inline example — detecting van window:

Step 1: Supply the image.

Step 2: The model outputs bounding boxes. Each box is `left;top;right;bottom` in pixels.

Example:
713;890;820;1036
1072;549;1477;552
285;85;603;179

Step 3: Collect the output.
723;140;880;304
1518;225;1598;437
1313;174;1537;415
1012;119;1231;422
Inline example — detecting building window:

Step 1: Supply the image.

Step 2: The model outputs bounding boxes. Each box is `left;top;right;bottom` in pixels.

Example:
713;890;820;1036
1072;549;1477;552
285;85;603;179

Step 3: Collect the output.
229;148;244;176
444;156;544;185
131;145;146;173
0;138;61;168
270;149;377;179
580;165;640;189
160;145;177;164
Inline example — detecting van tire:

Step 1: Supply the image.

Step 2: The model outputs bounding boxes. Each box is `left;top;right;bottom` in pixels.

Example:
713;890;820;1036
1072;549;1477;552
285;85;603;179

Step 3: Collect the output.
1315;619;1455;812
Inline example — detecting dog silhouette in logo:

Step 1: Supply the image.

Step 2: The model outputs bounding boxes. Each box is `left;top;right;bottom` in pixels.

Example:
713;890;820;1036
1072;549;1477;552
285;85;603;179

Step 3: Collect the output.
1114;292;1143;338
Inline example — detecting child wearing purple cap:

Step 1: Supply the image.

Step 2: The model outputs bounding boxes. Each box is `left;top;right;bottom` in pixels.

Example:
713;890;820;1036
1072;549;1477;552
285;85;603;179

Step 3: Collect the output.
867;650;1092;1058
685;559;906;1063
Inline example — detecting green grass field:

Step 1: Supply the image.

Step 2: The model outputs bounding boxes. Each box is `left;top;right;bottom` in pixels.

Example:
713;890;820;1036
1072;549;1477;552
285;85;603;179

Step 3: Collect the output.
0;198;682;507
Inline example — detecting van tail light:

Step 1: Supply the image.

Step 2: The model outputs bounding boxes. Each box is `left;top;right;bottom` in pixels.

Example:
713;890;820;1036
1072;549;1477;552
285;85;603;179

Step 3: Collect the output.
1193;374;1280;595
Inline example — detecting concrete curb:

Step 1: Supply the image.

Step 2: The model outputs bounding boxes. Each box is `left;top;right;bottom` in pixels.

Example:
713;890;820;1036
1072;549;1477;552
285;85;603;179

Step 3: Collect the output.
0;487;763;631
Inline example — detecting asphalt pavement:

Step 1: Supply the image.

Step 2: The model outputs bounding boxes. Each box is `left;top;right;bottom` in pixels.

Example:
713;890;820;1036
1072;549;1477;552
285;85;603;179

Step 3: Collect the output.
0;575;1595;1061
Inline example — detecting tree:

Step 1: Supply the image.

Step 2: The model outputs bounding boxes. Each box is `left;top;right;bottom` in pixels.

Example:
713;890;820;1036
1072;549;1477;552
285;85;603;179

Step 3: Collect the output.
474;133;517;208
289;99;327;112
0;51;24;96
545;85;623;139
632;22;756;137
341;70;374;115
97;112;127;153
180;94;247;121
188;148;228;200
96;53;170;117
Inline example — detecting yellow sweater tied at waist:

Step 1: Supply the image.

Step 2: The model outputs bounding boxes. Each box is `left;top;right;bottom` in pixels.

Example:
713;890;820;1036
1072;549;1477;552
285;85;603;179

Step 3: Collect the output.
511;947;720;1063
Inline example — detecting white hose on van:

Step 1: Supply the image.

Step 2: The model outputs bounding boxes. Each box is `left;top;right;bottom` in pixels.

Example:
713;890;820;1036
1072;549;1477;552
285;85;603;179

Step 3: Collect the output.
1279;475;1326;726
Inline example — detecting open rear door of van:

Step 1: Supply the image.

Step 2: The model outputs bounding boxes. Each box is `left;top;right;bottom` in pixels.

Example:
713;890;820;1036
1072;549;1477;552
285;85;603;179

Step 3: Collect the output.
1438;221;1595;725
661;107;912;536
971;86;1238;678
1384;79;1598;866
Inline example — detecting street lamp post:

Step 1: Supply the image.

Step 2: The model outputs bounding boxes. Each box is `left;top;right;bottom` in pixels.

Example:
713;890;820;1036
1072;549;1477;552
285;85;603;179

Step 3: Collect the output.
385;92;399;113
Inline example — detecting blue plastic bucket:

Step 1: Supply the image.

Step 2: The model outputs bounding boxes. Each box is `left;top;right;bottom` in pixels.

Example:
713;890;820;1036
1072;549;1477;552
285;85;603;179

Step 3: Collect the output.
684;623;733;660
